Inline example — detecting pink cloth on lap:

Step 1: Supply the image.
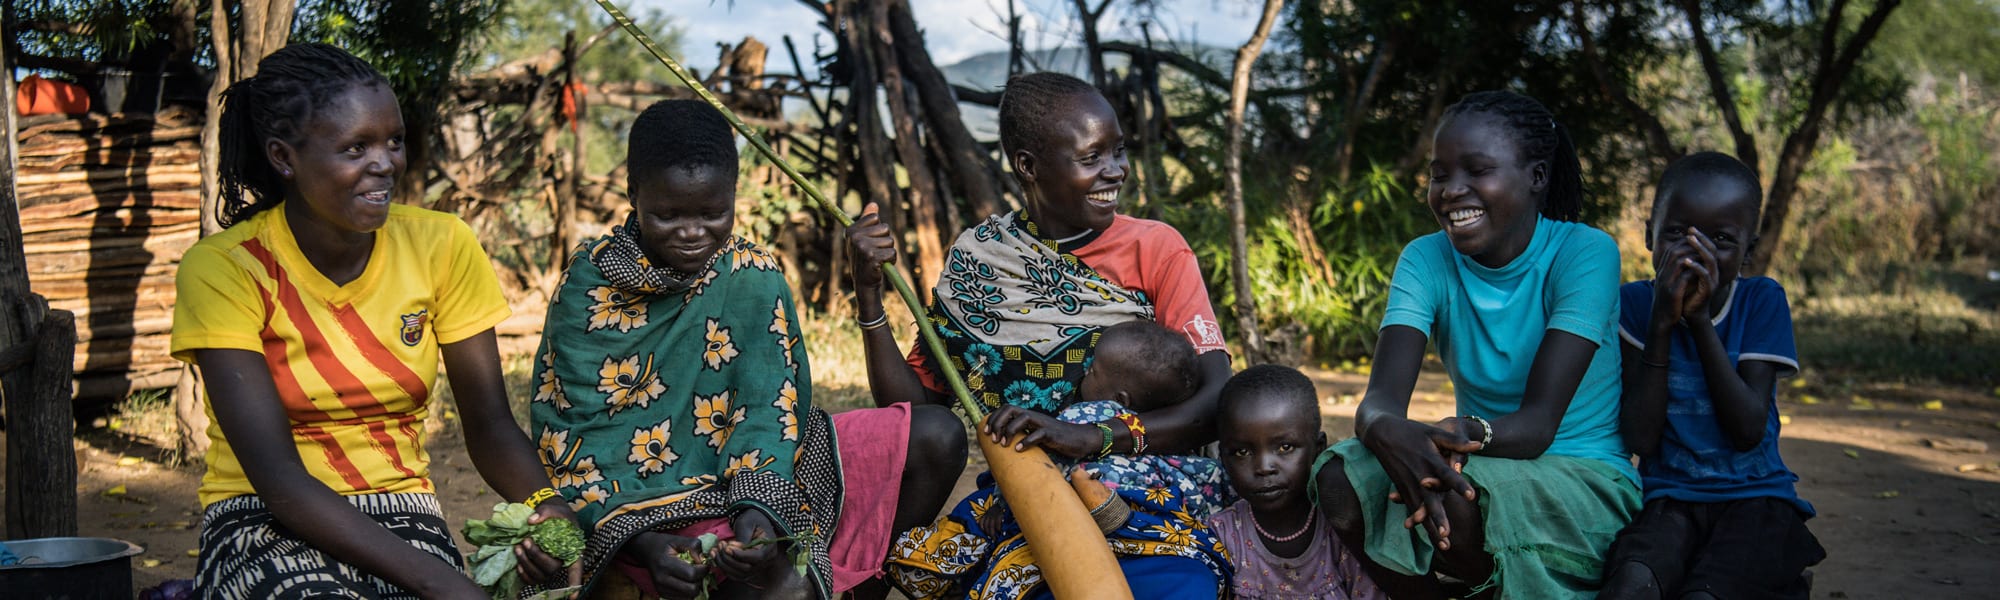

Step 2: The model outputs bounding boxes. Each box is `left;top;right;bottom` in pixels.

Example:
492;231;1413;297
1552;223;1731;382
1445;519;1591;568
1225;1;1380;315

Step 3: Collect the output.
611;404;912;595
827;402;911;592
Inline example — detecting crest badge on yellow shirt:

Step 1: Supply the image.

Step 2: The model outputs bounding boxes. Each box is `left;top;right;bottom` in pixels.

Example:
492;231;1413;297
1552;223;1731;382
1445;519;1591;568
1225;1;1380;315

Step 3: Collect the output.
400;310;429;346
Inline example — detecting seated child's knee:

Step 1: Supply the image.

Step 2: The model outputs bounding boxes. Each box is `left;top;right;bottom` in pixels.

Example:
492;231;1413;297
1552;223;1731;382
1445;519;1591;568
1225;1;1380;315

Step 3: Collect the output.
1314;457;1363;533
908;405;969;468
1599;561;1662;600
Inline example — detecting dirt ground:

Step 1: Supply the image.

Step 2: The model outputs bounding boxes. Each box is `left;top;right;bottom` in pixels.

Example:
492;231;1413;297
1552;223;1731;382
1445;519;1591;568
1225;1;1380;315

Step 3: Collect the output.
7;366;1998;599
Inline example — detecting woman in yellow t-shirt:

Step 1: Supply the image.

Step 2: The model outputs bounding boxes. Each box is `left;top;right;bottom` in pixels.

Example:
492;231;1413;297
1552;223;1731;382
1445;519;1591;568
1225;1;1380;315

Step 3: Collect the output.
170;43;574;599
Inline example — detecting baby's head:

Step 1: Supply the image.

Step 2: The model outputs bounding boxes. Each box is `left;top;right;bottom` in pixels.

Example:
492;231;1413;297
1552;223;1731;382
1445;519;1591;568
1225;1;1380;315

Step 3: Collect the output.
1647;151;1762;287
1078;321;1198;412
1217;365;1327;516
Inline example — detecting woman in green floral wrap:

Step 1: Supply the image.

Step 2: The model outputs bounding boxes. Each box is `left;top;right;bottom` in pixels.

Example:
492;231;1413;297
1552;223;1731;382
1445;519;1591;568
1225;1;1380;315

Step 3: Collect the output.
531;100;966;600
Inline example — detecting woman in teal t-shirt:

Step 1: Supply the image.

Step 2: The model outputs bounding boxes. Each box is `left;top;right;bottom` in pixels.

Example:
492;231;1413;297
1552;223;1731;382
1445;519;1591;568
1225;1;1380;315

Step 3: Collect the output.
1312;91;1639;600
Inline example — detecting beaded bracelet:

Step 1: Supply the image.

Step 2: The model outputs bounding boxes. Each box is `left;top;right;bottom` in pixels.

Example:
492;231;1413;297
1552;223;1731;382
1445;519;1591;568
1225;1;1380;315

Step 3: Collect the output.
1095;423;1117;459
1465;415;1494;448
525;487;560;508
1114;413;1147;455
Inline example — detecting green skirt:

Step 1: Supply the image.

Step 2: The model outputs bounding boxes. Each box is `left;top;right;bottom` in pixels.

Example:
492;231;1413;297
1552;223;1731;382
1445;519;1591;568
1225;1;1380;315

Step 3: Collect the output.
1313;439;1639;599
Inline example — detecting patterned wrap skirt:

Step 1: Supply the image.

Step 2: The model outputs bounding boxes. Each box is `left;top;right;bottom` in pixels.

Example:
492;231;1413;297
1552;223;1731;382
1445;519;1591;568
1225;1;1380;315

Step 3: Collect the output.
195;492;462;599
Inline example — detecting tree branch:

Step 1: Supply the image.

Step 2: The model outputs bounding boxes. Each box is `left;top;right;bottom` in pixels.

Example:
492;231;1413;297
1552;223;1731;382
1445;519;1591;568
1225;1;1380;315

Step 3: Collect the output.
1571;1;1680;163
1750;0;1903;275
1102;41;1228;87
1678;0;1757;171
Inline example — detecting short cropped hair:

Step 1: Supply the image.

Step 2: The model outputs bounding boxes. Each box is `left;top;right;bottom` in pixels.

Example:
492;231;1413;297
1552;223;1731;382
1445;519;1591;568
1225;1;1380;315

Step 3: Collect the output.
1098;320;1199;405
628;99;738;188
1218;364;1319;424
1652;150;1763;222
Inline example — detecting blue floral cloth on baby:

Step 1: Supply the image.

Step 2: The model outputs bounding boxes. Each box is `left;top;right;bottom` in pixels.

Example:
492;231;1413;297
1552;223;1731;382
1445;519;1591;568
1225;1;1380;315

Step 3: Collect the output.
886;401;1234;599
1059;401;1233;519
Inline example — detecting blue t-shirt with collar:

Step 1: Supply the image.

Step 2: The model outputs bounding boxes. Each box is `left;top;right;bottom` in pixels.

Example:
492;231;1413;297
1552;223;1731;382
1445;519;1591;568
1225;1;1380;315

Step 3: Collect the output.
1618;276;1811;515
1382;217;1633;483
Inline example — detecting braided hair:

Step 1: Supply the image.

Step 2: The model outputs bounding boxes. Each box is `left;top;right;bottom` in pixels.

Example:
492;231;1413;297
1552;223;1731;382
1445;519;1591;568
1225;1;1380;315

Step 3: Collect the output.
627;99;738;189
1440;91;1585;222
997;72;1101;175
215;43;391;229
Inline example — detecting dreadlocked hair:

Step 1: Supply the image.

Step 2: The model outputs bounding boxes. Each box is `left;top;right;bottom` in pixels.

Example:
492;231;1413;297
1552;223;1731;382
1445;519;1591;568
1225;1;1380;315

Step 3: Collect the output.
627;99;739;189
997;72;1101;174
1441;90;1585;222
215;43;390;229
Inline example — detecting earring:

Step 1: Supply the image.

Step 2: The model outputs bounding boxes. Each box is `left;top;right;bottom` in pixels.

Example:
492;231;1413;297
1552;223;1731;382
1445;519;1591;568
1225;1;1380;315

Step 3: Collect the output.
282;169;292;177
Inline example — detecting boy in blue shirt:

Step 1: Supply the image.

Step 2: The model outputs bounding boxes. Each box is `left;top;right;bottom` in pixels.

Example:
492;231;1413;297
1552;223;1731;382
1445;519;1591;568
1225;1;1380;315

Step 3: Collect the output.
1601;152;1824;600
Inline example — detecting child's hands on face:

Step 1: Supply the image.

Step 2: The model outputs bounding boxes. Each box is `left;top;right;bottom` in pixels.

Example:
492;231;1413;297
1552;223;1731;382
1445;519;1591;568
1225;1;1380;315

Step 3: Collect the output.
1654;226;1722;323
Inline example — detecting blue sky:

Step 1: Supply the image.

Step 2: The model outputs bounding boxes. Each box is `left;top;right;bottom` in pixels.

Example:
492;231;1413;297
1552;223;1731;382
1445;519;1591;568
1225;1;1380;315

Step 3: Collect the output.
638;0;1268;74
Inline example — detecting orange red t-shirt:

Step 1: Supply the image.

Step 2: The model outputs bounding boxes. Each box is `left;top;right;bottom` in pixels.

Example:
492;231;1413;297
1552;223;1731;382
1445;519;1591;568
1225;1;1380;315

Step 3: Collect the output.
909;214;1226;391
171;204;510;506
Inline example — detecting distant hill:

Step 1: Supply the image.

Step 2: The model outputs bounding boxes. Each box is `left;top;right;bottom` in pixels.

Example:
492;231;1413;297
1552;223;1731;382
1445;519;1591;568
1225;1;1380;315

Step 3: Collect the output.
940;44;1231;91
939;44;1230;140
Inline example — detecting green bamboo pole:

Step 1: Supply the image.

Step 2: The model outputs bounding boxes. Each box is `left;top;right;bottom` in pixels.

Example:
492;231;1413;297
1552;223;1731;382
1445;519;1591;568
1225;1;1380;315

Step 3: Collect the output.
592;0;984;422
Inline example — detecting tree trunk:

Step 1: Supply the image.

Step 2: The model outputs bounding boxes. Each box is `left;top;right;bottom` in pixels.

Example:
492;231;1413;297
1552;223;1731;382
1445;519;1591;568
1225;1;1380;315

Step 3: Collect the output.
886;0;1007;219
552;31;580;275
2;39;80;538
1570;2;1680;165
831;0;908;295
1224;0;1285;359
1679;0;1758;173
1071;0;1109;88
5;305;79;539
871;0;946;298
1749;0;1901;275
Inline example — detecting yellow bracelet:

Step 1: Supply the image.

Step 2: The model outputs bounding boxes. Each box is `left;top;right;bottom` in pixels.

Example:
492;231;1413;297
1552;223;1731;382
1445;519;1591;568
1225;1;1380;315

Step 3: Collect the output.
525;487;560;508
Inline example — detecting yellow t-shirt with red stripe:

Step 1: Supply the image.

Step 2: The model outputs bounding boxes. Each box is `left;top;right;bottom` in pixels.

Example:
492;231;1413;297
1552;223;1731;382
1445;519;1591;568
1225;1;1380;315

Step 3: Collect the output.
171;204;510;506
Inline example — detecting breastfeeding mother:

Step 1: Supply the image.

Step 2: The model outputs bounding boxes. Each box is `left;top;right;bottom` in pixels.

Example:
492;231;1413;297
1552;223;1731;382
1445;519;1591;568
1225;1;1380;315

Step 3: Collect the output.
848;72;1233;599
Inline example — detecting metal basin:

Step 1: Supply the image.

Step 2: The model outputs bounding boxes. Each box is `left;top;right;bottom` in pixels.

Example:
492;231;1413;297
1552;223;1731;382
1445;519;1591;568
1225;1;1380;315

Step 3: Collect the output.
0;537;145;599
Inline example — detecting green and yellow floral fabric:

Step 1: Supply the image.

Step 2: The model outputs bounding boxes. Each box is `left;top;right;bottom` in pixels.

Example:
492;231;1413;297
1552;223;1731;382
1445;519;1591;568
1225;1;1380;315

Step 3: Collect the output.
529;229;839;597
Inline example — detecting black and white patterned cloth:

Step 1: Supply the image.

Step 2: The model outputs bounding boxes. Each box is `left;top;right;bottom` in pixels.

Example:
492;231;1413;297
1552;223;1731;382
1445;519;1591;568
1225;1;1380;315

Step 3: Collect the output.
592;214;696;294
195;492;463;599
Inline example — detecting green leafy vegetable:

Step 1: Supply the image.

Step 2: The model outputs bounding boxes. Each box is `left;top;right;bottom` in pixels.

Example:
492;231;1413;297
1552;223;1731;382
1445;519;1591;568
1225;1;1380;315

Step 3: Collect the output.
462;502;580;599
528;518;585;566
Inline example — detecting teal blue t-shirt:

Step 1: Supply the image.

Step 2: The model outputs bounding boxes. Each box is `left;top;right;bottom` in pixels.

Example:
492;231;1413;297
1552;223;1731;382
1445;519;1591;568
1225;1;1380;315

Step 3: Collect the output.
1381;217;1633;482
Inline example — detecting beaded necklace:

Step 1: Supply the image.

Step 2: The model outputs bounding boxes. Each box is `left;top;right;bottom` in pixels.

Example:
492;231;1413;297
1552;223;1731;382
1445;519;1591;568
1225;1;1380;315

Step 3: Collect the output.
1252;508;1315;543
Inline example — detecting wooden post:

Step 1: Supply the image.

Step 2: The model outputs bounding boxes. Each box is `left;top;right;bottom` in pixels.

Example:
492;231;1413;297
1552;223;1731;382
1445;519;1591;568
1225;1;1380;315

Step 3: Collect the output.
552;30;580;275
2;33;80;539
5;304;79;539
